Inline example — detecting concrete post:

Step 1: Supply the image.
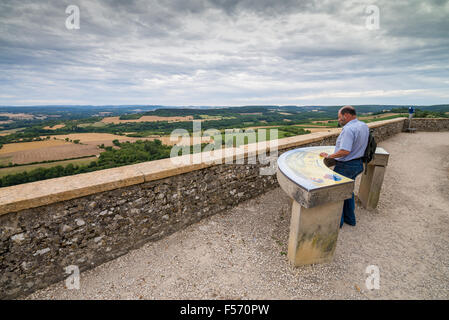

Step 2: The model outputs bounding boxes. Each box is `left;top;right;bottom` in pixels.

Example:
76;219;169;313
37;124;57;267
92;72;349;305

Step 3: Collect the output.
358;147;389;210
287;200;344;266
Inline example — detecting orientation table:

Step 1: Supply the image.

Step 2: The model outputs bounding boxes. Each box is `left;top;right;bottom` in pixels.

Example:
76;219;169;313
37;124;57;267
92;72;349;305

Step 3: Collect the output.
277;146;354;266
277;146;389;266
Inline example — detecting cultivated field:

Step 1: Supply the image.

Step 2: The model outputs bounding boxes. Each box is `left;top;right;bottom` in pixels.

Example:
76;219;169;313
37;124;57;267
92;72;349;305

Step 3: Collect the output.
312;120;334;124
0;128;25;136
50;133;135;144
359;112;400;120
0;131;217;166
101;115;194;124
299;127;339;133
312;113;401;124
156;135;213;146
0;140;69;153
0;156;98;177
246;124;335;132
198;115;235;121
49;133;156;147
77;122;107;128
43;124;66;130
0;141;100;165
0;112;34;120
51;132;211;147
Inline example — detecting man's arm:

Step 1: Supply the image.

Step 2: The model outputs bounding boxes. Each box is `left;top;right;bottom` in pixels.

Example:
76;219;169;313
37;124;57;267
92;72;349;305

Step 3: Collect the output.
320;149;350;159
320;126;354;159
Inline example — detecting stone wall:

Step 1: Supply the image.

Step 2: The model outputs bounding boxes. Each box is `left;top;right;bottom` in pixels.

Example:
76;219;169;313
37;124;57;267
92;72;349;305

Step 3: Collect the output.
0;118;405;299
403;118;449;132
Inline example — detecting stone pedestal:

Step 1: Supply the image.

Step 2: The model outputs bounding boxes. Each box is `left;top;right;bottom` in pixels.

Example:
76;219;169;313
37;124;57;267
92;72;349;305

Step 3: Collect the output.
358;147;389;210
277;146;354;266
287;200;344;265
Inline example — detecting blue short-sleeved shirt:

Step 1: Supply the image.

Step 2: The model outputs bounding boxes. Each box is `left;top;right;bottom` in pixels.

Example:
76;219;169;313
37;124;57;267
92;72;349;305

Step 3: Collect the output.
334;118;369;161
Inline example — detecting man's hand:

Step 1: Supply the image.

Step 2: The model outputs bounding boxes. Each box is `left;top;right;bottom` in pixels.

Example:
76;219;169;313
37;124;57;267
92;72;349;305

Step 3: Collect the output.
320;149;350;159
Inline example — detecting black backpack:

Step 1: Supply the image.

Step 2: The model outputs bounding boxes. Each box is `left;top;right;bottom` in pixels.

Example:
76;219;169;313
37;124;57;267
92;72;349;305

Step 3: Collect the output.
362;129;377;174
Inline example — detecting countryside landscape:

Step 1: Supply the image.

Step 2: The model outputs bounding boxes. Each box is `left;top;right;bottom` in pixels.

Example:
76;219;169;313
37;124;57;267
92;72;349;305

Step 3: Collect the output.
0;104;448;187
1;0;449;304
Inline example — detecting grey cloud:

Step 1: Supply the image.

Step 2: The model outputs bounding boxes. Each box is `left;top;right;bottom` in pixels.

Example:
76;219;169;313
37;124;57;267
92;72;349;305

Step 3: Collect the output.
208;0;320;16
379;0;449;39
0;0;448;106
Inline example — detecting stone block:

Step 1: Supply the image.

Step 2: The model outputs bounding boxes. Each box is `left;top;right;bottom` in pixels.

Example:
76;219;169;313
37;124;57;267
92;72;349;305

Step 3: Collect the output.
359;165;387;210
287;200;343;266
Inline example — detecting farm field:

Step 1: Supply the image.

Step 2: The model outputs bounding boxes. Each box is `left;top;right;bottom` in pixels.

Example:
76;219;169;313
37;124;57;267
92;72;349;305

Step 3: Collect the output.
198;115;235;121
49;133;141;144
0;128;26;136
50;133;163;147
246;124;336;132
311;113;402;124
0;142;100;165
0;112;34;120
51;132;212;147
43;124;66;130
359;112;401;120
101;115;194;124
0;137;106;165
0;156;97;178
312;120;334;124
156;135;213;146
213;126;315;146
0;132;216;167
0;139;69;153
77;122;107;128
297;127;338;133
294;124;336;128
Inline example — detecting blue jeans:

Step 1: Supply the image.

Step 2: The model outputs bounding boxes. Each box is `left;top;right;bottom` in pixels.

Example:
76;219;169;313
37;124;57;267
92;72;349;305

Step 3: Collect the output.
333;158;364;227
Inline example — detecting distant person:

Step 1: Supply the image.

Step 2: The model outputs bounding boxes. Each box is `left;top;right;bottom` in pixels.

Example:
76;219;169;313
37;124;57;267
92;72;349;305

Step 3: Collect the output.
320;105;369;228
408;106;415;120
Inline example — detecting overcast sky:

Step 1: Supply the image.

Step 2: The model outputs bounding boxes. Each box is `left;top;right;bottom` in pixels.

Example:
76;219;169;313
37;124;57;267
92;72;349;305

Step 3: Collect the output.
0;0;448;106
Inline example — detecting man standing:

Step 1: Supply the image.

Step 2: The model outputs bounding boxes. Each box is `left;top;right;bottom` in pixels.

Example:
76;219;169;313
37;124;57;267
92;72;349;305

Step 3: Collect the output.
319;106;369;228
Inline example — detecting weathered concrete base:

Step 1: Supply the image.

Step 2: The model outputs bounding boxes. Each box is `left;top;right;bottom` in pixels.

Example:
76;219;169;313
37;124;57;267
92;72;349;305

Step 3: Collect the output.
287;200;343;266
359;165;386;210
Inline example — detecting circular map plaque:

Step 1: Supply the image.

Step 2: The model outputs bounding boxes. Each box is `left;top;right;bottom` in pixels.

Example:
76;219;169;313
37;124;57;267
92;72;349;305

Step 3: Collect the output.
277;146;353;192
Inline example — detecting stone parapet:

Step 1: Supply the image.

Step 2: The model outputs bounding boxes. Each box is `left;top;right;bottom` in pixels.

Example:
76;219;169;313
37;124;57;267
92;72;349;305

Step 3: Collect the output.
403;118;449;132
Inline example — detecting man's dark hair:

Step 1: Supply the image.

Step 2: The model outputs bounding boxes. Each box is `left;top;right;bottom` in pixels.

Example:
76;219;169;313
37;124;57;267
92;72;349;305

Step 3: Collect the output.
340;105;356;116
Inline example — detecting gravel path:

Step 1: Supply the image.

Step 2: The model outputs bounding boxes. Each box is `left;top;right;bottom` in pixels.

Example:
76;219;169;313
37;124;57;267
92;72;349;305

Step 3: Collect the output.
25;132;449;300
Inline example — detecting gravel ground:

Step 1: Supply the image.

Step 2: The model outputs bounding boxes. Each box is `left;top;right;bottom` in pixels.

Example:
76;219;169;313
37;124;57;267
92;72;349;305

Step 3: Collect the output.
25;132;449;300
